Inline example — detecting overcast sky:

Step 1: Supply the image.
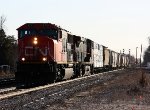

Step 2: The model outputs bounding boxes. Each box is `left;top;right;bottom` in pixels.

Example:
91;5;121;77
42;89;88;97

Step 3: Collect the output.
1;0;150;58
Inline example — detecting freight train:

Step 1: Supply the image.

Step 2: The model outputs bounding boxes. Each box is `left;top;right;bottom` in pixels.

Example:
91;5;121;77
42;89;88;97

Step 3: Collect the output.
15;23;129;87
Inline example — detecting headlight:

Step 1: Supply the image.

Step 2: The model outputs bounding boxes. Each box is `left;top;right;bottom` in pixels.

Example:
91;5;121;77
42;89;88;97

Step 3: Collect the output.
33;40;38;45
34;37;37;40
21;57;25;61
33;37;38;45
42;57;47;61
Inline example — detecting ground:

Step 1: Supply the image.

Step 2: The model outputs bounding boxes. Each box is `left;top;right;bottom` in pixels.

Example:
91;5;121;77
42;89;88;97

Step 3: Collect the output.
46;69;150;110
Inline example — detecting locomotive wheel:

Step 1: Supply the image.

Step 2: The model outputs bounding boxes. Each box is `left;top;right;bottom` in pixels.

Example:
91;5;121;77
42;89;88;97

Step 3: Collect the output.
80;65;85;77
55;70;64;82
38;72;55;85
48;72;55;83
15;72;24;88
71;64;80;79
90;65;94;75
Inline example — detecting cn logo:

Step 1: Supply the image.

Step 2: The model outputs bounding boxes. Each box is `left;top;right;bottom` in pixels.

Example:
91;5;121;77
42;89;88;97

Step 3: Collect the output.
25;46;48;56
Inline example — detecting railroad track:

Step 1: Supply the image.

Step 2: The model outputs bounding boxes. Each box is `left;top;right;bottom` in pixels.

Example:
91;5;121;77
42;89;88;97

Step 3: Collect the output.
0;78;16;94
0;87;16;94
0;69;128;110
0;78;15;87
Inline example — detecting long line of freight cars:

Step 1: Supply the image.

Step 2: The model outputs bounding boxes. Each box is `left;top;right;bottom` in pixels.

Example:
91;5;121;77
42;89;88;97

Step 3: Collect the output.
16;23;129;87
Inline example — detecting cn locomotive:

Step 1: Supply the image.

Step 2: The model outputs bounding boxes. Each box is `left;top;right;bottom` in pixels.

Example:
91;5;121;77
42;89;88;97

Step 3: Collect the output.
15;23;129;87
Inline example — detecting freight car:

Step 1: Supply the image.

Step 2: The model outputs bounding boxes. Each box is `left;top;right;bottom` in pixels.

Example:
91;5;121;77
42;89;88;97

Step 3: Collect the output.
15;23;129;87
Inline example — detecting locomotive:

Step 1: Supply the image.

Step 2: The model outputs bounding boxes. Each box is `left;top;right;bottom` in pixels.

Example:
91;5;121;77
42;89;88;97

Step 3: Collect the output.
15;23;129;87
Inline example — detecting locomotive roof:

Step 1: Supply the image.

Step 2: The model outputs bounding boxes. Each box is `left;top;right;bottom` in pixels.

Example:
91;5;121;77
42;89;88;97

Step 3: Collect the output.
17;23;60;30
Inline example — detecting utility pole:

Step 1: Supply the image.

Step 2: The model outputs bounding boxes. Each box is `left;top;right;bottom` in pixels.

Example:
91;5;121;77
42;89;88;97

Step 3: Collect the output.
140;44;142;67
136;47;138;66
123;49;124;67
129;49;130;67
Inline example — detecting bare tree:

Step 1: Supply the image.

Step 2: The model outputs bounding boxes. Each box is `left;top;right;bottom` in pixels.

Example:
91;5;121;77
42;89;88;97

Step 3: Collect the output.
0;15;6;30
147;36;150;46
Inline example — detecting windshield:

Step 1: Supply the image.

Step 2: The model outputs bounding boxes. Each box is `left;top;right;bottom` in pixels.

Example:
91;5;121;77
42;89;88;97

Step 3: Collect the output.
19;29;58;39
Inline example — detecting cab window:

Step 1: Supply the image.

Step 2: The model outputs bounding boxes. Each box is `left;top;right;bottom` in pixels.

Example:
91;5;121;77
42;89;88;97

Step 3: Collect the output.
40;29;58;39
18;29;58;40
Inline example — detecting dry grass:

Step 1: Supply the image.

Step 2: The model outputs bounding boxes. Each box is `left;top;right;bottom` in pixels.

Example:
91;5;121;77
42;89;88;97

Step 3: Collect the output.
139;71;148;87
0;71;15;79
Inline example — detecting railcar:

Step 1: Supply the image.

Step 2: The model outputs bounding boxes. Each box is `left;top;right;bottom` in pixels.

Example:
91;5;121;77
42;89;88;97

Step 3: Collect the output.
119;53;129;68
93;42;104;72
15;23;129;87
103;47;110;70
111;51;118;69
117;53;121;68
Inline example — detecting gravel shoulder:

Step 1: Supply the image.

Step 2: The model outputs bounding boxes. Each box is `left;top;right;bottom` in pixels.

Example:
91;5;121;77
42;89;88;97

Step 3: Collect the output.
46;68;150;110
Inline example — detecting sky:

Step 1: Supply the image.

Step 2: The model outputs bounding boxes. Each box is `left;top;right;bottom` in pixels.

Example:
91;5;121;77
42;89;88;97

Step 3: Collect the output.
1;0;150;59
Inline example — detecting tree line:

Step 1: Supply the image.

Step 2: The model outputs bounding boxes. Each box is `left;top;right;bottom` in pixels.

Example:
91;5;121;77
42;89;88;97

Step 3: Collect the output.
143;45;150;66
0;16;17;71
142;37;150;66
